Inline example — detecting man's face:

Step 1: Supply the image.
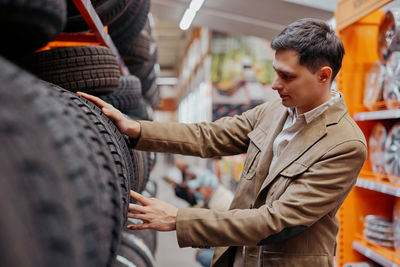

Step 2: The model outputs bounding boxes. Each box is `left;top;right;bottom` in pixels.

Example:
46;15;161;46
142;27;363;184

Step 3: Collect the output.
272;50;328;114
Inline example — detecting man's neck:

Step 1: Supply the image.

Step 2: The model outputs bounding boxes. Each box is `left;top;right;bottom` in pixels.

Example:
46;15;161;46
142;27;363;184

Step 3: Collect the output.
296;90;332;115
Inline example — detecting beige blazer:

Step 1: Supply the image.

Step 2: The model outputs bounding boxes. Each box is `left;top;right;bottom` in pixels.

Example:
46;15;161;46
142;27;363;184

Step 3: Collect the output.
134;94;367;267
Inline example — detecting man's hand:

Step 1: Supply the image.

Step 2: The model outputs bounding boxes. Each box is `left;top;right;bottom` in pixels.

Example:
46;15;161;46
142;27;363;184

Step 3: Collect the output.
76;91;141;138
127;190;178;231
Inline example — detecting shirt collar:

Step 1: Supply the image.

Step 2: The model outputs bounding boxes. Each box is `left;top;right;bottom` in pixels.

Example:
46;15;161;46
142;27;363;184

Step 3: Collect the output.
288;90;341;124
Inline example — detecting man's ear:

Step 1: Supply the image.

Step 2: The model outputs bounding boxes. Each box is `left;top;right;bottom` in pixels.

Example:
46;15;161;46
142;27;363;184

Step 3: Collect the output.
317;66;333;84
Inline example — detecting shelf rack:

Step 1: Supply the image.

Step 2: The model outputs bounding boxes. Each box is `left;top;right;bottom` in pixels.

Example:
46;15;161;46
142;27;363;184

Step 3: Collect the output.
39;0;129;76
335;0;400;266
356;176;400;197
354;109;400;121
353;236;400;267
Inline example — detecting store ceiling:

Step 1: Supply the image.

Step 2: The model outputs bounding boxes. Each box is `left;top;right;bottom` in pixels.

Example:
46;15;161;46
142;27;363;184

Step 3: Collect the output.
151;0;338;104
151;0;337;77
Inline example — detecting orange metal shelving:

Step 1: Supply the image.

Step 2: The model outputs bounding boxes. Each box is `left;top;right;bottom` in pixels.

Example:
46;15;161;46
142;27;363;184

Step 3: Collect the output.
353;235;400;267
335;0;400;266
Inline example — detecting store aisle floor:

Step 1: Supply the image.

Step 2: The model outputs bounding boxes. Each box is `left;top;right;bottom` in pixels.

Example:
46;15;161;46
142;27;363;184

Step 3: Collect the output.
152;155;203;267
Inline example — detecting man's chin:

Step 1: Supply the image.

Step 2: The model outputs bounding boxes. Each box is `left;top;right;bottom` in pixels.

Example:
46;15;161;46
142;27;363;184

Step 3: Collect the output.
280;99;294;108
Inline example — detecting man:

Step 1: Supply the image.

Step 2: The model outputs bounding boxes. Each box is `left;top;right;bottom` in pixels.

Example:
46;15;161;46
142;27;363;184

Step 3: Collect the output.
79;18;367;267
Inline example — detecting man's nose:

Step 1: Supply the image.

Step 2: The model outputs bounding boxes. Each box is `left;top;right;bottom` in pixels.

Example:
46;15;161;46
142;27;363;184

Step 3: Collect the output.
271;77;283;91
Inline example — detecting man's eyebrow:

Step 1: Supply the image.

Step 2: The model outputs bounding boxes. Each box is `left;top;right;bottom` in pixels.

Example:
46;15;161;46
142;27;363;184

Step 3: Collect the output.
272;66;296;76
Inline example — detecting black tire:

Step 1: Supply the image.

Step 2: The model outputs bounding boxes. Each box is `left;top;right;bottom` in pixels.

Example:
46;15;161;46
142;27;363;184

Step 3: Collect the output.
109;0;150;46
0;0;66;58
115;232;156;267
20;46;120;94
45;84;125;267
125;44;157;81
130;149;148;193
0;56;114;267
113;255;135;267
127;97;153;121
0;58;84;267
143;176;157;198
126;219;157;255
141;68;156;95
143;77;160;108
99;75;142;113
65;0;133;32
57;88;137;211
116;244;148;267
43;81;131;262
117;21;151;62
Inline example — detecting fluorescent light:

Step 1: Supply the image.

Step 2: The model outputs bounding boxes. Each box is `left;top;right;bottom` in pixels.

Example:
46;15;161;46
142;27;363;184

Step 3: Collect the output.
190;0;205;11
180;8;197;30
179;0;205;31
156;77;178;85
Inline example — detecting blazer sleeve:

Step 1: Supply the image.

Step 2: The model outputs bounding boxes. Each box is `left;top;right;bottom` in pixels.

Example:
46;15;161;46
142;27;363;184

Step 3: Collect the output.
132;103;268;158
175;139;367;247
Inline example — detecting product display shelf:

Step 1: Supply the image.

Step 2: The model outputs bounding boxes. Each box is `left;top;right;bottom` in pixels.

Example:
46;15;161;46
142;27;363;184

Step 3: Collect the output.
354;108;400;121
176;28;211;101
335;0;397;265
357;171;400;197
353;234;400;267
39;0;129;75
176;52;210;101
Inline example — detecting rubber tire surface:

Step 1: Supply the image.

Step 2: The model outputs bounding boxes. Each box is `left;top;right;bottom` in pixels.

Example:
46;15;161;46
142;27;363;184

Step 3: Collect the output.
143;177;157;198
0;56;115;267
127;97;153;121
100;75;142;113
21;46;120;94
143;77;160;108
109;0;150;46
0;0;66;58
114;232;155;267
43;82;129;267
126;218;157;255
65;0;132;32
0;57;85;267
56;87;137;209
126;46;157;91
117;20;151;62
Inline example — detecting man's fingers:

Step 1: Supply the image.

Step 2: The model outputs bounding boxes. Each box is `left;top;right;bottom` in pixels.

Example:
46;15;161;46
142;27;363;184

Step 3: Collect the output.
130;190;149;205
128;203;147;213
77;91;110;109
127;212;148;221
127;223;150;231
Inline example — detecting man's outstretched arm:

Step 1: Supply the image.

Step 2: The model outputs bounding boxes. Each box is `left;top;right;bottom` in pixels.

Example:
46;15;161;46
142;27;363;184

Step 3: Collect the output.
78;91;267;157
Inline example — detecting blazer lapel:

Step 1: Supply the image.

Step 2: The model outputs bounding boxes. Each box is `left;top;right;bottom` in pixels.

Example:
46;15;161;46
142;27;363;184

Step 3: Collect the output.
258;112;328;194
254;110;288;193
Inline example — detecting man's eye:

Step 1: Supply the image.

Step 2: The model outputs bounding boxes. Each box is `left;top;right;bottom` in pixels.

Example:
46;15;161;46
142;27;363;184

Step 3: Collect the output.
281;74;293;80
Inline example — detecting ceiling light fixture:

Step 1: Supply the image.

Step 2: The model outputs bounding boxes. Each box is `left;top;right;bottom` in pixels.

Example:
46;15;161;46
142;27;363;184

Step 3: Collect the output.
179;0;205;30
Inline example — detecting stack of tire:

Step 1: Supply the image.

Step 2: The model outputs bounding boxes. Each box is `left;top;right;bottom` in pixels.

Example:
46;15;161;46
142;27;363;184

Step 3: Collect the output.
0;0;157;266
63;0;160;109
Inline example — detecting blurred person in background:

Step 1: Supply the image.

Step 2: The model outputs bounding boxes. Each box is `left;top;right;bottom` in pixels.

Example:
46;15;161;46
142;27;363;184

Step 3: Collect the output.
163;156;233;267
164;156;233;211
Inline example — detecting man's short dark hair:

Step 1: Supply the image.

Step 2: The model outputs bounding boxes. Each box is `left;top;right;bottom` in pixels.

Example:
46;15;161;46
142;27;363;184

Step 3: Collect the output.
271;18;344;81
